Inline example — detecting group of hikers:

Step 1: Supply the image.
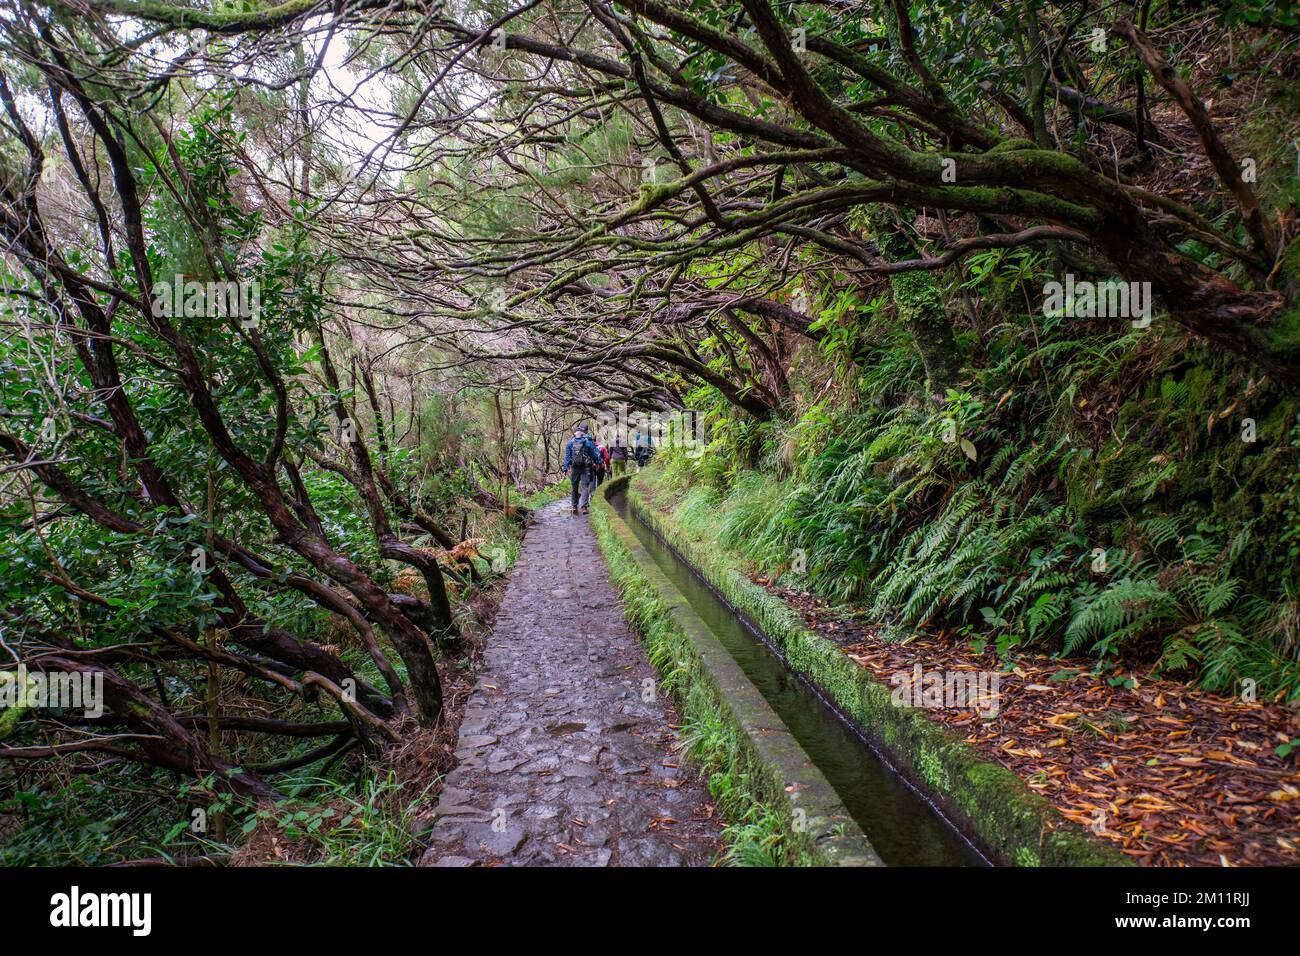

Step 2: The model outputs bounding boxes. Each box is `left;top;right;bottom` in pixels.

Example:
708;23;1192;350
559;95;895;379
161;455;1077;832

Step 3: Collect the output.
561;424;653;514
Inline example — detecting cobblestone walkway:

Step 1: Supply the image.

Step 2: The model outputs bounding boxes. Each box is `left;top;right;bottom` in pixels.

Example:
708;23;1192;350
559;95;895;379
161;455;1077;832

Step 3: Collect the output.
419;499;722;866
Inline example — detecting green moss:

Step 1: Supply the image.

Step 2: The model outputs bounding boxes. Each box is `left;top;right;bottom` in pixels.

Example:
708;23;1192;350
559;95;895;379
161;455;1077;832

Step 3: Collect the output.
1281;235;1300;278
1014;846;1041;867
1268;302;1300;357
104;0;323;30
987;137;1038;154
917;745;952;792
891;269;947;327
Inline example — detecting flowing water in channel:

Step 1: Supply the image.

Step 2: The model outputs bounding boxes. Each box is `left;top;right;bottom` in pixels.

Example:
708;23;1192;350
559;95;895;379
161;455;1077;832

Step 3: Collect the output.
610;490;988;867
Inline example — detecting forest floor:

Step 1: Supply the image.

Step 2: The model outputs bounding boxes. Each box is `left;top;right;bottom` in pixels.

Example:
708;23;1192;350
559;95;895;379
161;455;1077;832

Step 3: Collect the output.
770;576;1300;868
418;499;722;866
231;585;502;866
637;481;1300;868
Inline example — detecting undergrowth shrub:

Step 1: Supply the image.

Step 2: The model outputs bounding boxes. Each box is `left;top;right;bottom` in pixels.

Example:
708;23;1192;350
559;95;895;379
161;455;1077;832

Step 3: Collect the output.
654;251;1300;702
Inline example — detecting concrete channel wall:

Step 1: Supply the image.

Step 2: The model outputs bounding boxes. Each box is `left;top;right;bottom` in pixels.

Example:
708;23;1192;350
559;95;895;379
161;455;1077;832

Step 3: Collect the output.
619;477;1131;868
592;476;881;866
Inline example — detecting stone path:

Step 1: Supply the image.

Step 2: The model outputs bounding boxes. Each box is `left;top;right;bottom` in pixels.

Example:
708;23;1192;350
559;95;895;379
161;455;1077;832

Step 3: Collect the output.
419;499;722;866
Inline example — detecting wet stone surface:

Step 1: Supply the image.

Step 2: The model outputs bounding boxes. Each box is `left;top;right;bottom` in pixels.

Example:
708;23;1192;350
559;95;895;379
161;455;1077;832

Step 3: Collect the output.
420;499;722;867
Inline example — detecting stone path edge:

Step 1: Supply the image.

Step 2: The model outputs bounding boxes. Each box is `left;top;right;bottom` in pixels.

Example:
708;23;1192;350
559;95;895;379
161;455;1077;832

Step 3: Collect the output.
593;476;881;867
626;478;1132;868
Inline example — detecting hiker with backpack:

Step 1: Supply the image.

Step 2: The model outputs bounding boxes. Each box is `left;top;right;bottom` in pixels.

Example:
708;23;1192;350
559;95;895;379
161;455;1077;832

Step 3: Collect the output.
633;430;654;471
593;438;610;486
562;424;601;514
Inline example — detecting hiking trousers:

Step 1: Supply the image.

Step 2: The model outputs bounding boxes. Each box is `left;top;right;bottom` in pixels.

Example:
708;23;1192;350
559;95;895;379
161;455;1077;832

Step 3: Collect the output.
570;469;595;510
